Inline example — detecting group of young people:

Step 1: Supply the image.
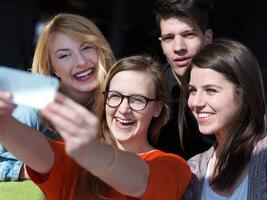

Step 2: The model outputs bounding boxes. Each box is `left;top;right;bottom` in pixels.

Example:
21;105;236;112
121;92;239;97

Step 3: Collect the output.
0;0;266;199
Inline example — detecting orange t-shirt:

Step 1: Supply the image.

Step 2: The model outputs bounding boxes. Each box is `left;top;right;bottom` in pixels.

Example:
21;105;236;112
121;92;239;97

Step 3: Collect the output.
27;141;191;200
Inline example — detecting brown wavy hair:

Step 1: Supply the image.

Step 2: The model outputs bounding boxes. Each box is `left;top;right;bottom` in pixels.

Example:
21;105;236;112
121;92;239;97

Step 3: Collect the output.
76;55;171;199
179;38;267;191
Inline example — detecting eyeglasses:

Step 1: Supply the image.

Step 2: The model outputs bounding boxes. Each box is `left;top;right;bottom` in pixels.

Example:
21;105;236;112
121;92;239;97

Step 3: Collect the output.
103;91;157;111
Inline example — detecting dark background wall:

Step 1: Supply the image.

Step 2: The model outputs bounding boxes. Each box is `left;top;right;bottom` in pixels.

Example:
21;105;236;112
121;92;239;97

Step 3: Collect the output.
0;0;266;91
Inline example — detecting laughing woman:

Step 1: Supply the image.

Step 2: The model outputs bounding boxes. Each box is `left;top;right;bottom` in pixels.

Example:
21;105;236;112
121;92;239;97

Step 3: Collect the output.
0;13;114;181
0;55;191;200
179;39;267;200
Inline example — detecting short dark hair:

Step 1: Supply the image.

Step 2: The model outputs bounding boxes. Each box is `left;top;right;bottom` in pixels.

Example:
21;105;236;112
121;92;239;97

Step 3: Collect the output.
155;0;214;33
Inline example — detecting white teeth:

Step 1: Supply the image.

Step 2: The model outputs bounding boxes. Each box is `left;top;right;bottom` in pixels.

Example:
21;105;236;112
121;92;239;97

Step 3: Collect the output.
116;118;134;124
75;69;93;78
198;112;211;118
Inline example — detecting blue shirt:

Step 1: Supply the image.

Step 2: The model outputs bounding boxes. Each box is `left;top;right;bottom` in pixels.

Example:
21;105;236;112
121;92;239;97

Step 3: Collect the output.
0;105;40;181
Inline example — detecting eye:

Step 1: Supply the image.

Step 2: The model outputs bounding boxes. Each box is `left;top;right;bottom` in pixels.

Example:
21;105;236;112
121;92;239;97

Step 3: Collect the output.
188;87;196;95
129;96;146;104
108;92;121;100
160;34;175;42
206;88;217;95
184;32;196;39
58;53;71;59
82;45;93;51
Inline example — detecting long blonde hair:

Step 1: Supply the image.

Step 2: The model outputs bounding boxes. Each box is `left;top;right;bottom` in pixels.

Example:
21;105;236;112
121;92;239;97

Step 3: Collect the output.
33;13;115;137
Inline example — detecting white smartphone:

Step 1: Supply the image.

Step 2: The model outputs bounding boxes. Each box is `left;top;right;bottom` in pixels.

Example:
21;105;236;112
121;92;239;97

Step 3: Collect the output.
0;66;59;109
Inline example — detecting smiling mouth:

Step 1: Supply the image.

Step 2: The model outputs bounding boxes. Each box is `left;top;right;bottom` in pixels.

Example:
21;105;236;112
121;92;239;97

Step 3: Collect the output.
116;117;135;127
73;68;96;81
196;112;213;123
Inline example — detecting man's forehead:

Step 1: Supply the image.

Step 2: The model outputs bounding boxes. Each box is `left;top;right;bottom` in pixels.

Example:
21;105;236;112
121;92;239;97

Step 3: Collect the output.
160;17;201;34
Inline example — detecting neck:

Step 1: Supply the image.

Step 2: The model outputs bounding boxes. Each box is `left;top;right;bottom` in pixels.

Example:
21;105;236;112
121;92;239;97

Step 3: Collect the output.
172;68;182;86
61;84;92;106
116;138;155;154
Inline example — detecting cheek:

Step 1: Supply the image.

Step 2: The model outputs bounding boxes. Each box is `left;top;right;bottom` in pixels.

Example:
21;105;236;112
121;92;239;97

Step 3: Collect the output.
105;106;115;123
225;102;240;122
189;40;203;52
84;49;99;63
187;96;194;109
161;43;171;54
137;110;154;128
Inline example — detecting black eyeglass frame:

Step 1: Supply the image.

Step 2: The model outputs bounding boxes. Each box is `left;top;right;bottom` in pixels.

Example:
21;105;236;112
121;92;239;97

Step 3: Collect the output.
102;90;158;111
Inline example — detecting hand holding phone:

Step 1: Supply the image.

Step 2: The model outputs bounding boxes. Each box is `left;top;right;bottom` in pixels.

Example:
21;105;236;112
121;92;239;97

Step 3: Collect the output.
0;66;59;109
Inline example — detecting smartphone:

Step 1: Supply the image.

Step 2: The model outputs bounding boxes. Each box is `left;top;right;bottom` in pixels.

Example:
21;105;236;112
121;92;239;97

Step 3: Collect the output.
0;66;59;109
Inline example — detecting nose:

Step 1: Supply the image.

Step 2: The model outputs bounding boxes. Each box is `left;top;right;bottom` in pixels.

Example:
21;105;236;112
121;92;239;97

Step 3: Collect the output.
173;36;187;55
188;92;205;110
75;52;86;66
118;98;131;113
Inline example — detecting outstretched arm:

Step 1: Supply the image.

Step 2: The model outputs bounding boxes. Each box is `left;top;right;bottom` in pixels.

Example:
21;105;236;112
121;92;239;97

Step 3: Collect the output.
41;93;149;198
0;91;55;175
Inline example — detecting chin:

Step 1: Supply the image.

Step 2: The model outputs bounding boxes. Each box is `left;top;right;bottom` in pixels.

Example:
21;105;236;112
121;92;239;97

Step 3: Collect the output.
199;128;215;135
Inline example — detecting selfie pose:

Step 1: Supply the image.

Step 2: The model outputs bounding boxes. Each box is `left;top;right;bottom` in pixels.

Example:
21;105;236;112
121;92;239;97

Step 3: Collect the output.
0;55;191;200
0;13;114;181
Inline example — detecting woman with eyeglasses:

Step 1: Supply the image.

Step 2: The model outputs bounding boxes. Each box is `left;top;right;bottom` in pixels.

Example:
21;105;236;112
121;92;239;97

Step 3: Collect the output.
0;55;191;200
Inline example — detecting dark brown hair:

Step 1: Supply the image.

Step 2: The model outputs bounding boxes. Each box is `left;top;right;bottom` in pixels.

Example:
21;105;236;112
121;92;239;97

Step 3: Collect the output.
155;0;214;33
179;38;267;190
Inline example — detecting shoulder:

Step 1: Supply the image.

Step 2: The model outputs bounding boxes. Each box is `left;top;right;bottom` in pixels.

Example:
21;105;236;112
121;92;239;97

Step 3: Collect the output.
257;135;267;147
140;150;191;185
163;64;178;91
12;105;40;129
140;150;191;200
12;105;39;117
253;135;267;156
140;150;188;165
187;147;214;175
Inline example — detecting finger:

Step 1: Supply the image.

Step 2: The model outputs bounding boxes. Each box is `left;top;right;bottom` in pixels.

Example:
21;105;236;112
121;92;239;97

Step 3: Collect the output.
45;96;97;128
0;91;13;103
41;107;84;137
55;92;96;119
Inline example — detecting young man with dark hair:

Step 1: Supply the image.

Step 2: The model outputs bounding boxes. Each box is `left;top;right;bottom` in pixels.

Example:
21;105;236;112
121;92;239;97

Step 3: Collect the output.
155;0;214;159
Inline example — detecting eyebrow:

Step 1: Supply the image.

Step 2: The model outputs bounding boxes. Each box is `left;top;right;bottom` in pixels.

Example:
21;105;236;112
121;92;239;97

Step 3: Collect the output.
188;84;223;89
161;28;197;36
55;48;70;54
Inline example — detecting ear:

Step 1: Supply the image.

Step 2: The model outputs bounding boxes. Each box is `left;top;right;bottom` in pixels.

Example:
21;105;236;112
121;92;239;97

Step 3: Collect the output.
153;101;163;118
204;29;213;45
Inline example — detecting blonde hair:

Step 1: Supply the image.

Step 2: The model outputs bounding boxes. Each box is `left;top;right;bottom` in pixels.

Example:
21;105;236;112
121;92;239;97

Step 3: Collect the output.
32;13;115;140
32;13;114;97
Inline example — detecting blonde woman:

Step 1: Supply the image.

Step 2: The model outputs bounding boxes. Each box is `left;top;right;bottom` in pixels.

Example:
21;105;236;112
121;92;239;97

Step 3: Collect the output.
0;13;114;181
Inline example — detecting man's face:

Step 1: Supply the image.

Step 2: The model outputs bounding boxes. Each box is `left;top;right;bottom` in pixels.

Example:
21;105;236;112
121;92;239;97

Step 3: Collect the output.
160;17;212;77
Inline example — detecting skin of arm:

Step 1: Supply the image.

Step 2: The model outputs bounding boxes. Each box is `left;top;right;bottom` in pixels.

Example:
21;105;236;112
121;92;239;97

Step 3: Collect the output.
0;91;55;175
41;93;150;198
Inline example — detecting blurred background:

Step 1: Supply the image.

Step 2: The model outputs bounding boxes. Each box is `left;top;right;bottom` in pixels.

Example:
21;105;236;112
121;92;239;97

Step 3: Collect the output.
0;0;266;91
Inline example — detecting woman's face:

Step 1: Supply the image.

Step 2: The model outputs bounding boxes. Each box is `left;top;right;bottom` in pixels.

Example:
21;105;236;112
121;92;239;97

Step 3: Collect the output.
105;70;162;147
49;32;99;96
188;67;241;140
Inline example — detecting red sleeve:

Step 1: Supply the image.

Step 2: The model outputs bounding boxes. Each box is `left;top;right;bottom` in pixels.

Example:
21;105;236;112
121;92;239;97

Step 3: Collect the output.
140;151;191;200
26;141;81;200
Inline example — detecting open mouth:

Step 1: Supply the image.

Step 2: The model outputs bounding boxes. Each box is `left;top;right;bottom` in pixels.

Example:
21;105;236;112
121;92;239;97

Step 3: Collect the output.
196;112;214;123
116;117;135;127
73;68;96;81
